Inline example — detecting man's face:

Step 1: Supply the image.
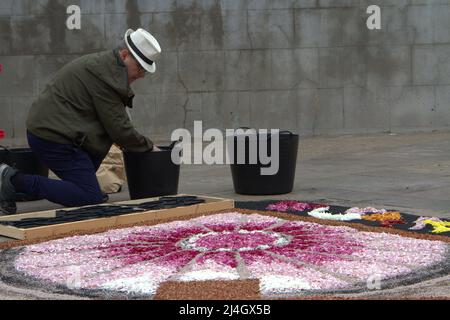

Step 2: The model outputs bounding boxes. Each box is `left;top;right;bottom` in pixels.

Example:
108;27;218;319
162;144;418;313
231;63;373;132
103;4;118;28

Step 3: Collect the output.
119;49;147;84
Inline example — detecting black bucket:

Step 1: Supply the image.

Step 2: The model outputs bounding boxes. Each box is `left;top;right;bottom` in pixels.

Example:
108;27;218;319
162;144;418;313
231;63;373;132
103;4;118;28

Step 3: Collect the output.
124;146;181;200
0;145;49;201
229;130;299;195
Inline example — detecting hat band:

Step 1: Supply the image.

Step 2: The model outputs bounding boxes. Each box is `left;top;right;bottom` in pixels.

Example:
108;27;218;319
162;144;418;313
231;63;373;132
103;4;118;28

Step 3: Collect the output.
127;35;154;66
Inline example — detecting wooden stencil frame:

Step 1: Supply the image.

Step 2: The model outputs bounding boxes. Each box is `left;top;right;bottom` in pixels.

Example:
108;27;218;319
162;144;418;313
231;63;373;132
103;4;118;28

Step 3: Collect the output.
0;194;234;240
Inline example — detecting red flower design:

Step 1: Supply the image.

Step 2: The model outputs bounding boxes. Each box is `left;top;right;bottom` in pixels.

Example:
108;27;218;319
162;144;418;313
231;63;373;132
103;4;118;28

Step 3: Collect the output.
13;213;448;296
94;219;361;270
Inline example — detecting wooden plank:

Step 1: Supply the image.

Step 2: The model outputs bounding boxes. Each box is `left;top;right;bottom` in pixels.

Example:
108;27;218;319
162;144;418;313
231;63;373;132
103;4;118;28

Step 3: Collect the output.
0;210;57;221
196;199;235;212
0;225;25;240
0;195;234;241
0;194;186;222
24;217;119;241
0;194;231;222
115;195;176;206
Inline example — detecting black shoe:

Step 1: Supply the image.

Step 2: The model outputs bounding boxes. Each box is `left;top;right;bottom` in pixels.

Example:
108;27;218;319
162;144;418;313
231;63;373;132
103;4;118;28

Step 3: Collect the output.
102;193;109;203
0;200;17;215
0;163;18;215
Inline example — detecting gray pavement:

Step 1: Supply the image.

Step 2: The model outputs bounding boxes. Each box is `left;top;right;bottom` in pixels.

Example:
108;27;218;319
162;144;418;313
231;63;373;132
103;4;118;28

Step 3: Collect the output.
1;131;450;244
177;131;450;219
0;131;450;299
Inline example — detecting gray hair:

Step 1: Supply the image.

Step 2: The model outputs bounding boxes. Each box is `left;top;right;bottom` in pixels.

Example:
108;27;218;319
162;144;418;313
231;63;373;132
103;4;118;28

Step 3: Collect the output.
116;40;128;51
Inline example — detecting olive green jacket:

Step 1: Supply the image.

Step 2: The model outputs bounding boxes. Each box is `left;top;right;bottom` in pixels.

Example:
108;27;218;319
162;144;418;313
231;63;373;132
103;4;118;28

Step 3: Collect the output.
27;50;153;159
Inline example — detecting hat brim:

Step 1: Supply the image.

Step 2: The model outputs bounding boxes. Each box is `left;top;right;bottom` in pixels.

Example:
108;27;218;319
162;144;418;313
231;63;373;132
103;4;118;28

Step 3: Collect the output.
124;29;156;74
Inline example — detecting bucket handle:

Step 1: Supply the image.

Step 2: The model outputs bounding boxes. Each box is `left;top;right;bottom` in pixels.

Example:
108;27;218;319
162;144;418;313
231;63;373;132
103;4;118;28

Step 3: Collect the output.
169;137;184;149
236;128;294;136
279;130;294;137
232;129;295;140
235;127;257;133
236;129;295;136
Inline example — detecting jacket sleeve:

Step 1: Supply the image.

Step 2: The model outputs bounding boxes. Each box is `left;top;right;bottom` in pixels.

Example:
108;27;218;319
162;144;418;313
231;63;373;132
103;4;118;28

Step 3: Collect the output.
89;84;154;153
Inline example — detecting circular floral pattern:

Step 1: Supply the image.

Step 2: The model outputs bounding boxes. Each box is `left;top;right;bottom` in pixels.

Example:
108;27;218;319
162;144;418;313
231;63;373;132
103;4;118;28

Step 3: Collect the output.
13;212;448;297
179;230;291;252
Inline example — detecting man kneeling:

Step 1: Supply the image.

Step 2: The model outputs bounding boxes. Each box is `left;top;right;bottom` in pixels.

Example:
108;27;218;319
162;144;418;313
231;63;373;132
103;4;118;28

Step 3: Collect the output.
0;28;161;215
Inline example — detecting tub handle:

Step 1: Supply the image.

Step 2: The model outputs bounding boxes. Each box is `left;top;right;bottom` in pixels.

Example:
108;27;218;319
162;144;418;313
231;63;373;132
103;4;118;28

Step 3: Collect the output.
236;128;294;136
169;137;184;150
279;130;294;137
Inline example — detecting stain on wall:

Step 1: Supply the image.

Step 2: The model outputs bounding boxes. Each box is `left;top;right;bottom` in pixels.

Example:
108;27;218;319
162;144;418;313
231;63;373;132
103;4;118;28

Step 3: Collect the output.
126;0;141;30
46;0;68;53
207;0;224;49
1;1;449;144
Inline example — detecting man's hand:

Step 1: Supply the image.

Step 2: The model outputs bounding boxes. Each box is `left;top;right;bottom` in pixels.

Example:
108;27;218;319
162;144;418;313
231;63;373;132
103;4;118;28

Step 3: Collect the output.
153;146;162;152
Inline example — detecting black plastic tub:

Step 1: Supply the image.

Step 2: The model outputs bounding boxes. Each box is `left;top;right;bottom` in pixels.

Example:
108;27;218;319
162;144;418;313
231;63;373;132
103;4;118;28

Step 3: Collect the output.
123;146;180;200
229;130;299;195
0;146;49;201
0;147;48;177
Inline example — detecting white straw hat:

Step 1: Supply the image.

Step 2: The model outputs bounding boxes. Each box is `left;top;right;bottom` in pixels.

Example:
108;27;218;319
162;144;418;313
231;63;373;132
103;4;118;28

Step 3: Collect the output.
124;28;162;73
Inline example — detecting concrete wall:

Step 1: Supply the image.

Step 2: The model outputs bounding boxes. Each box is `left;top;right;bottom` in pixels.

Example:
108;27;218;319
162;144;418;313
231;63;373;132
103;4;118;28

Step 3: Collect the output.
1;0;450;145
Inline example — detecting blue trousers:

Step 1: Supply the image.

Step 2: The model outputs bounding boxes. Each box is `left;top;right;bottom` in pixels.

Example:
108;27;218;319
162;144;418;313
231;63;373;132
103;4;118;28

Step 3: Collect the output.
14;132;106;207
